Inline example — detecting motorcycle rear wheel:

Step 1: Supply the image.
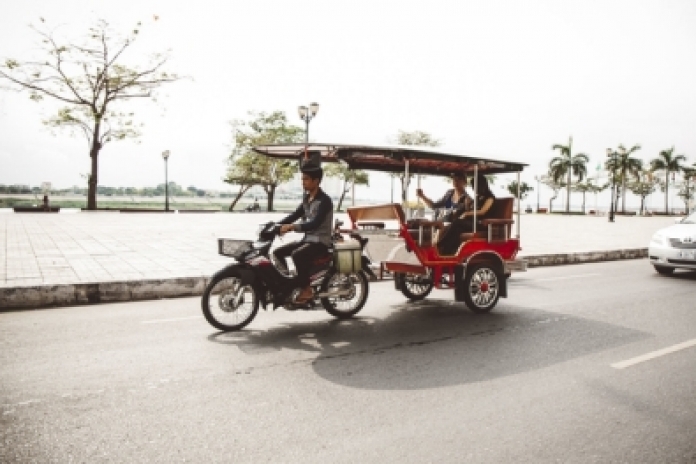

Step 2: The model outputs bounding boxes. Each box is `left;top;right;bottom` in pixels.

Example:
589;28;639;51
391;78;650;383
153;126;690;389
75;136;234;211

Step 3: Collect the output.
320;270;369;319
201;271;259;331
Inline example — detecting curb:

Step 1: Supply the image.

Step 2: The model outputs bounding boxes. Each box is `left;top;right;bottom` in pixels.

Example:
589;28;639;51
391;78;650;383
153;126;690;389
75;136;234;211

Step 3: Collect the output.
0;248;648;311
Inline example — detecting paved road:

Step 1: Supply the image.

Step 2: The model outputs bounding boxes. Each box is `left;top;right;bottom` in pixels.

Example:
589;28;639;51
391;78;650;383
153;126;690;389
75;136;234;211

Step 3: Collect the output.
2;260;695;463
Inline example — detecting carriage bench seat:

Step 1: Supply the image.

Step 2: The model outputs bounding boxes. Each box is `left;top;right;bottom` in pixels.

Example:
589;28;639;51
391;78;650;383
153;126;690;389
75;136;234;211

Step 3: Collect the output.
458;198;515;242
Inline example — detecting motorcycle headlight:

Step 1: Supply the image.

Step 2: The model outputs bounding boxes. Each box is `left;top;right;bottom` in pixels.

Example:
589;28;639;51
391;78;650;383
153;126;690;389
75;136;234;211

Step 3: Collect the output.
650;233;665;246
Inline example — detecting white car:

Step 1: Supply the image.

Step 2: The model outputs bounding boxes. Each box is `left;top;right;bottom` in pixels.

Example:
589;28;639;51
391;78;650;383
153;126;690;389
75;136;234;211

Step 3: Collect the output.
648;211;696;275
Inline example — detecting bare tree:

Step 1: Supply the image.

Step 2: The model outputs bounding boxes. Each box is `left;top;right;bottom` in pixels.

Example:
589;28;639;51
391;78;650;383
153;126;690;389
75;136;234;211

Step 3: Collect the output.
0;18;180;209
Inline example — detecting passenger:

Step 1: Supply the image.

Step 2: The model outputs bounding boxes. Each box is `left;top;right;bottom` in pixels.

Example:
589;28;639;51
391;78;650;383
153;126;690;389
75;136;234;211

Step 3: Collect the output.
416;172;471;220
437;173;496;256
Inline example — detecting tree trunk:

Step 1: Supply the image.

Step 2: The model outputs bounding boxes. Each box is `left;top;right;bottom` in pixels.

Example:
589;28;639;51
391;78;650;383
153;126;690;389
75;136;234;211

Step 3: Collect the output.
665;173;670;214
87;122;102;210
336;179;348;211
582;192;586;214
266;184;276;212
566;171;571;213
228;185;251;211
621;174;627;213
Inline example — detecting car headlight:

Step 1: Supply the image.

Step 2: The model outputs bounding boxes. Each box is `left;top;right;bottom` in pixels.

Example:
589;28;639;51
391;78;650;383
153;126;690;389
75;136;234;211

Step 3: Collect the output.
650;233;665;246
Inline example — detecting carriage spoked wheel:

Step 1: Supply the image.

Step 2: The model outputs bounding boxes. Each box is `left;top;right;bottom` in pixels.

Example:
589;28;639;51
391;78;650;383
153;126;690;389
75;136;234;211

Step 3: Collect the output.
397;271;434;301
462;263;500;313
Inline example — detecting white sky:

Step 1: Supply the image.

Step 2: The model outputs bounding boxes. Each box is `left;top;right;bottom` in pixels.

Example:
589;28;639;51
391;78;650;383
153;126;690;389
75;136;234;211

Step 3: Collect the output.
1;0;695;208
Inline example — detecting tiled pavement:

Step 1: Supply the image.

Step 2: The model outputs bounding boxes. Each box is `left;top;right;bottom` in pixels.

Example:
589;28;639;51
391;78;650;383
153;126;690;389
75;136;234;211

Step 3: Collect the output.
0;210;677;289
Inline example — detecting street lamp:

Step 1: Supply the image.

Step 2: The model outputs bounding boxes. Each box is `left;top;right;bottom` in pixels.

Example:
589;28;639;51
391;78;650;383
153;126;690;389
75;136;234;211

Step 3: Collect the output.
606;148;616;222
534;175;541;213
298;102;319;144
162;150;170;212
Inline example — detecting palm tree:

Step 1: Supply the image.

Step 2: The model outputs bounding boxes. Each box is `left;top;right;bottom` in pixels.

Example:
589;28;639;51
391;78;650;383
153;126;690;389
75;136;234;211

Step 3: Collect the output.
650;147;687;214
605;144;642;213
549;136;590;213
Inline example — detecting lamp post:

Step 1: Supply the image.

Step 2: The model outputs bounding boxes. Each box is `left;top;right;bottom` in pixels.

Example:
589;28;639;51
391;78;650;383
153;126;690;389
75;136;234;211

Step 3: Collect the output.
298;102;320;144
606;148;615;222
534;175;541;213
162;150;170;212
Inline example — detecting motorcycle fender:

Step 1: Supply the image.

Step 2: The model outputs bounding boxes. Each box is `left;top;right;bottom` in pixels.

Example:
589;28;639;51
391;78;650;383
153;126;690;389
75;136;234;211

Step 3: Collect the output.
212;264;255;286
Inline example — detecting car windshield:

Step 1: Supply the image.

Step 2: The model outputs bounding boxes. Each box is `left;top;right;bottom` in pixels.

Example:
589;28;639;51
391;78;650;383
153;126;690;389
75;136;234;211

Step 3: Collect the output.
681;211;696;224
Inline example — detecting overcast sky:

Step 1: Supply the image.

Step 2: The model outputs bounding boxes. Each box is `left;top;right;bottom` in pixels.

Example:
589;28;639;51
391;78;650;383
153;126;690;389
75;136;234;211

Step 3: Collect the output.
1;0;695;208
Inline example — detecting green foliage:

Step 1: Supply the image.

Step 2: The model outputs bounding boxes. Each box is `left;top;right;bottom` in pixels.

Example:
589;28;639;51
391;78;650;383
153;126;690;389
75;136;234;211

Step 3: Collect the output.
392;130;440;147
649;146;688;213
225;111;304;211
505;180;533;200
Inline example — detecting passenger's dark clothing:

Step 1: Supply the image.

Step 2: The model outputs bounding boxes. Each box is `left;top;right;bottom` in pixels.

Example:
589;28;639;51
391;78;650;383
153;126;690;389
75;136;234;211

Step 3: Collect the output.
276;188;333;285
437;193;495;256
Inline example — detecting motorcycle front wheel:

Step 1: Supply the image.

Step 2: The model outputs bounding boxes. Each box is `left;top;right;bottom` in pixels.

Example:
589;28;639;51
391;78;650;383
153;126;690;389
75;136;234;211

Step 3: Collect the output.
201;271;259;331
320;270;369;319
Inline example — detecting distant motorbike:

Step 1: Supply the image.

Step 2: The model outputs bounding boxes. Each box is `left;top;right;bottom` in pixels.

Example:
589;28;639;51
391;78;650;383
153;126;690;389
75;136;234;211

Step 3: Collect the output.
244;203;261;212
201;220;374;331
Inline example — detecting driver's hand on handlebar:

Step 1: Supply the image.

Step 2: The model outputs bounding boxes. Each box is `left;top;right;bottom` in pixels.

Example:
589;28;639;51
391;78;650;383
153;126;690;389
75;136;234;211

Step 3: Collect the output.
279;224;295;235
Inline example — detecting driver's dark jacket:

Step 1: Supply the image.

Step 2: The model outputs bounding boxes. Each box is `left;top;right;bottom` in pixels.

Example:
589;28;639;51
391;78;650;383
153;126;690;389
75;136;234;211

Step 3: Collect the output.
279;188;333;247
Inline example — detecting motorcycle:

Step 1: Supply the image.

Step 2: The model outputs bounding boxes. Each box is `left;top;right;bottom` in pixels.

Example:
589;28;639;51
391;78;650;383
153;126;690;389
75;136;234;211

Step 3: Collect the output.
201;220;374;331
244;202;261;212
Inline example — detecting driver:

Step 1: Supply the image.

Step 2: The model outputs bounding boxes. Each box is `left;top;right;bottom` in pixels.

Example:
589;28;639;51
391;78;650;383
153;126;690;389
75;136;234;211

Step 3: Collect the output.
275;166;334;303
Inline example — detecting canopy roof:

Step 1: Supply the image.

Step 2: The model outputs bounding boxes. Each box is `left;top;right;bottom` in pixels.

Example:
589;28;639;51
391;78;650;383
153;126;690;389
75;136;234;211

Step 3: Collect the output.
252;143;527;176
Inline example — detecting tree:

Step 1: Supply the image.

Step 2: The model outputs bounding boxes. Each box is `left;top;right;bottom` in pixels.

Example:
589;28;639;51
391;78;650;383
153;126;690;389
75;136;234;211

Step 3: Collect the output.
324;163;369;211
605;144;642;213
389;130;440;202
676;166;696;214
541;175;564;212
225;111;303;211
549;136;589;213
650;146;687;214
626;171;658;215
505;180;533;201
0;18;180;210
573;179;606;214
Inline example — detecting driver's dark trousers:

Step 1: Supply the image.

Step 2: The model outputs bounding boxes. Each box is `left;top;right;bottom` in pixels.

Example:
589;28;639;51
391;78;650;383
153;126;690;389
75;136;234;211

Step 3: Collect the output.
273;241;328;286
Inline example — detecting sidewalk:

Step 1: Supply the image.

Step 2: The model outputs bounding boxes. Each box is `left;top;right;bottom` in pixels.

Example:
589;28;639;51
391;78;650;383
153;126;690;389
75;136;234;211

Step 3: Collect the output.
0;211;677;309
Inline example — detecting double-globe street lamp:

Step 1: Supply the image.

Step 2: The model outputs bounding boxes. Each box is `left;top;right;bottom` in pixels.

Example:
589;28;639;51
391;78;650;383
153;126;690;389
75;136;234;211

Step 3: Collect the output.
298;102;320;144
162;150;170;212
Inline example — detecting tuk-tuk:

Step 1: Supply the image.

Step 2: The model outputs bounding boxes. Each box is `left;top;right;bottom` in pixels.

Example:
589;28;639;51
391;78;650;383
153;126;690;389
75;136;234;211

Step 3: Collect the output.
253;143;528;314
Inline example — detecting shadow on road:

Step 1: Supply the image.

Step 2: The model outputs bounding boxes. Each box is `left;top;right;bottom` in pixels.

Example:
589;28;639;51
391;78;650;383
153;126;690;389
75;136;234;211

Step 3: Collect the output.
207;299;650;391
